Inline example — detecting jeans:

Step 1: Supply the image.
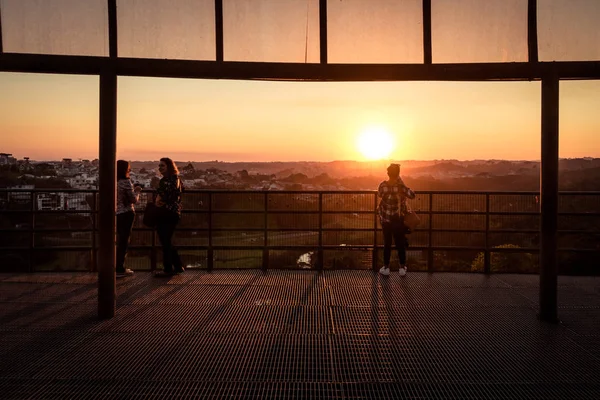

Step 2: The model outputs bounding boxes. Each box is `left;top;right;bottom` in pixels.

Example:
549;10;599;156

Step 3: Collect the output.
156;211;182;272
381;215;408;266
116;211;135;272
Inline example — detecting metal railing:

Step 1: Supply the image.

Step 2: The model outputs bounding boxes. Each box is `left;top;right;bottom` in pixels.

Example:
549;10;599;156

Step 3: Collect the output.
0;189;598;273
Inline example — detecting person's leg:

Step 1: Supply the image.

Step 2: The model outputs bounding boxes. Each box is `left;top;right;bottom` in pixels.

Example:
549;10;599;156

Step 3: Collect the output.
391;216;408;275
380;222;393;275
116;212;134;274
170;214;184;273
156;219;176;273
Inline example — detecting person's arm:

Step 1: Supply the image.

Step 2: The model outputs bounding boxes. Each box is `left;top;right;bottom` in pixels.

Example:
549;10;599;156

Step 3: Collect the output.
398;178;416;199
124;180;140;205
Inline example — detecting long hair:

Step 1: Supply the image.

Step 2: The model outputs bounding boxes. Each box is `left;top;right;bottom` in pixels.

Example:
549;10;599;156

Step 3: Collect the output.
117;160;130;180
160;157;179;176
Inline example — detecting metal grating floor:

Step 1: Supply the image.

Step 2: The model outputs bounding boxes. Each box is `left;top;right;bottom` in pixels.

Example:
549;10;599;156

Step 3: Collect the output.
0;271;599;399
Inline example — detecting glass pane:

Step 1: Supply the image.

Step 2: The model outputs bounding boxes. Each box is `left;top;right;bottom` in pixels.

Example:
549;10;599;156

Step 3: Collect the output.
117;0;215;60
0;72;99;163
538;0;600;61
432;0;528;63
560;81;600;168
327;0;423;63
0;0;108;56
223;0;319;62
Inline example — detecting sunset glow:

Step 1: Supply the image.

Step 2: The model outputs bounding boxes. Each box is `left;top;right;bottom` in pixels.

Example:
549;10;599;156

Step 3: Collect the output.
356;126;395;160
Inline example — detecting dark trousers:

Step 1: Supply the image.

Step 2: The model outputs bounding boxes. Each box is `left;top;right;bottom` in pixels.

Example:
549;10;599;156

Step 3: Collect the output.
382;215;408;266
156;212;182;272
116;211;135;272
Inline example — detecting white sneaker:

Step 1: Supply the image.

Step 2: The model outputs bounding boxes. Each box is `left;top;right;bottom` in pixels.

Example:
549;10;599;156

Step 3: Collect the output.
379;266;390;276
399;266;407;277
117;268;134;277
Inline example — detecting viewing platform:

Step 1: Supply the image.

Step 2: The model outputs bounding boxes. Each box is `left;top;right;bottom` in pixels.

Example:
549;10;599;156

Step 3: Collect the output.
1;270;599;399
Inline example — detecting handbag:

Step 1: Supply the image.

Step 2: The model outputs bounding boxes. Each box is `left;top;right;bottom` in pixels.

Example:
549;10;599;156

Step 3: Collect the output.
403;210;421;231
142;202;161;228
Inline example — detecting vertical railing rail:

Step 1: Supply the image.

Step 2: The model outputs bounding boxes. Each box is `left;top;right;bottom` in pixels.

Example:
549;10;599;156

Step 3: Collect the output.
207;192;213;271
319;0;327;65
262;192;268;271
372;192;378;271
427;193;434;272
317;193;323;270
28;191;35;273
91;192;98;272
484;193;491;273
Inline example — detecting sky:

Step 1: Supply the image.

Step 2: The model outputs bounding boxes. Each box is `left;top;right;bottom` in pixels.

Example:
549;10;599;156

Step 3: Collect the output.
0;0;599;162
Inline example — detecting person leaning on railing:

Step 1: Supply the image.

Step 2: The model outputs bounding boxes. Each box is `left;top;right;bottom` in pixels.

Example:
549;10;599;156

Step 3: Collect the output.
377;163;416;277
116;160;142;277
153;157;184;277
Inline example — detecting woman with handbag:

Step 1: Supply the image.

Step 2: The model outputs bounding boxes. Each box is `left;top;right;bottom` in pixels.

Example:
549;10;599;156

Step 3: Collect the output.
153;157;184;276
116;160;142;277
377;163;416;277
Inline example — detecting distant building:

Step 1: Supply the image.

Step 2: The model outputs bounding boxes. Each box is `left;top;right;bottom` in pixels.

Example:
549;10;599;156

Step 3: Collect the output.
62;158;73;169
0;153;16;165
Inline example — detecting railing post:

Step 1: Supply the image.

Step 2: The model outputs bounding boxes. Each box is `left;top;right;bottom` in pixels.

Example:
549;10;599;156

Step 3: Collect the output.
539;72;559;323
427;193;434;272
484;193;491;273
317;192;323;270
207;192;213;271
372;192;378;272
91;192;97;272
28;191;35;273
262;192;268;272
214;0;223;62
422;0;432;65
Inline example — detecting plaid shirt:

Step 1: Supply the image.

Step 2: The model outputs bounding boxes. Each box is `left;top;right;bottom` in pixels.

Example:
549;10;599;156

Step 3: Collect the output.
377;179;416;224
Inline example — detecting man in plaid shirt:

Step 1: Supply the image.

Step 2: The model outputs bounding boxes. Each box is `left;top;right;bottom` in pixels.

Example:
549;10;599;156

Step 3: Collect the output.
377;163;415;276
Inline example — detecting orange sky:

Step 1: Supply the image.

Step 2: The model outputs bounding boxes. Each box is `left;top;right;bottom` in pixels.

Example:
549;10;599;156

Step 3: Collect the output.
0;73;598;162
0;0;599;162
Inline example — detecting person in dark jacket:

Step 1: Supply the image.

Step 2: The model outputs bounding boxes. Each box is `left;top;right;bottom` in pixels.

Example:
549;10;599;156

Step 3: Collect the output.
377;163;415;277
116;160;141;277
154;157;184;276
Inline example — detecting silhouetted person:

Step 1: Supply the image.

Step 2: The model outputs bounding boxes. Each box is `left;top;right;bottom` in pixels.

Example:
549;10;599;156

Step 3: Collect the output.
116;160;141;277
378;163;415;276
154;157;184;276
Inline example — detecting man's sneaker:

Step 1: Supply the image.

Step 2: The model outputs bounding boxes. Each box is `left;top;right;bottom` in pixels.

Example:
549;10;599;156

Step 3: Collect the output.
399;266;407;277
116;269;134;277
379;266;390;276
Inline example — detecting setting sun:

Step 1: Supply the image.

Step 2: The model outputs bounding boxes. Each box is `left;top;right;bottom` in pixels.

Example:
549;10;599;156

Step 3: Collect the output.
356;126;395;160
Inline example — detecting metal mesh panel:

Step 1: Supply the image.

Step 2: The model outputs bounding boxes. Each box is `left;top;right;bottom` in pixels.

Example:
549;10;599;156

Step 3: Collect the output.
431;0;528;63
34;231;92;247
212;193;265;212
433;250;479;272
124;249;151;271
432;193;486;212
432;214;485;230
323;213;373;230
223;0;319;63
268;231;318;247
268;213;319;230
32;250;92;272
0;251;28;272
322;193;374;212
324;249;373;270
213;249;262;269
267;193;319;212
0;0;108;56
269;250;314;270
490;194;539;213
432;232;484;248
323;231;373;246
0;232;29;248
117;0;216;60
559;193;600;213
490;215;539;231
327;0;423;63
489;232;537;248
213;212;264;230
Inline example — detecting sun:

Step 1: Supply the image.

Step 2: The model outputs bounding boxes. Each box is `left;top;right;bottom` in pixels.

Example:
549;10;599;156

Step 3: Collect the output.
356;126;395;160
